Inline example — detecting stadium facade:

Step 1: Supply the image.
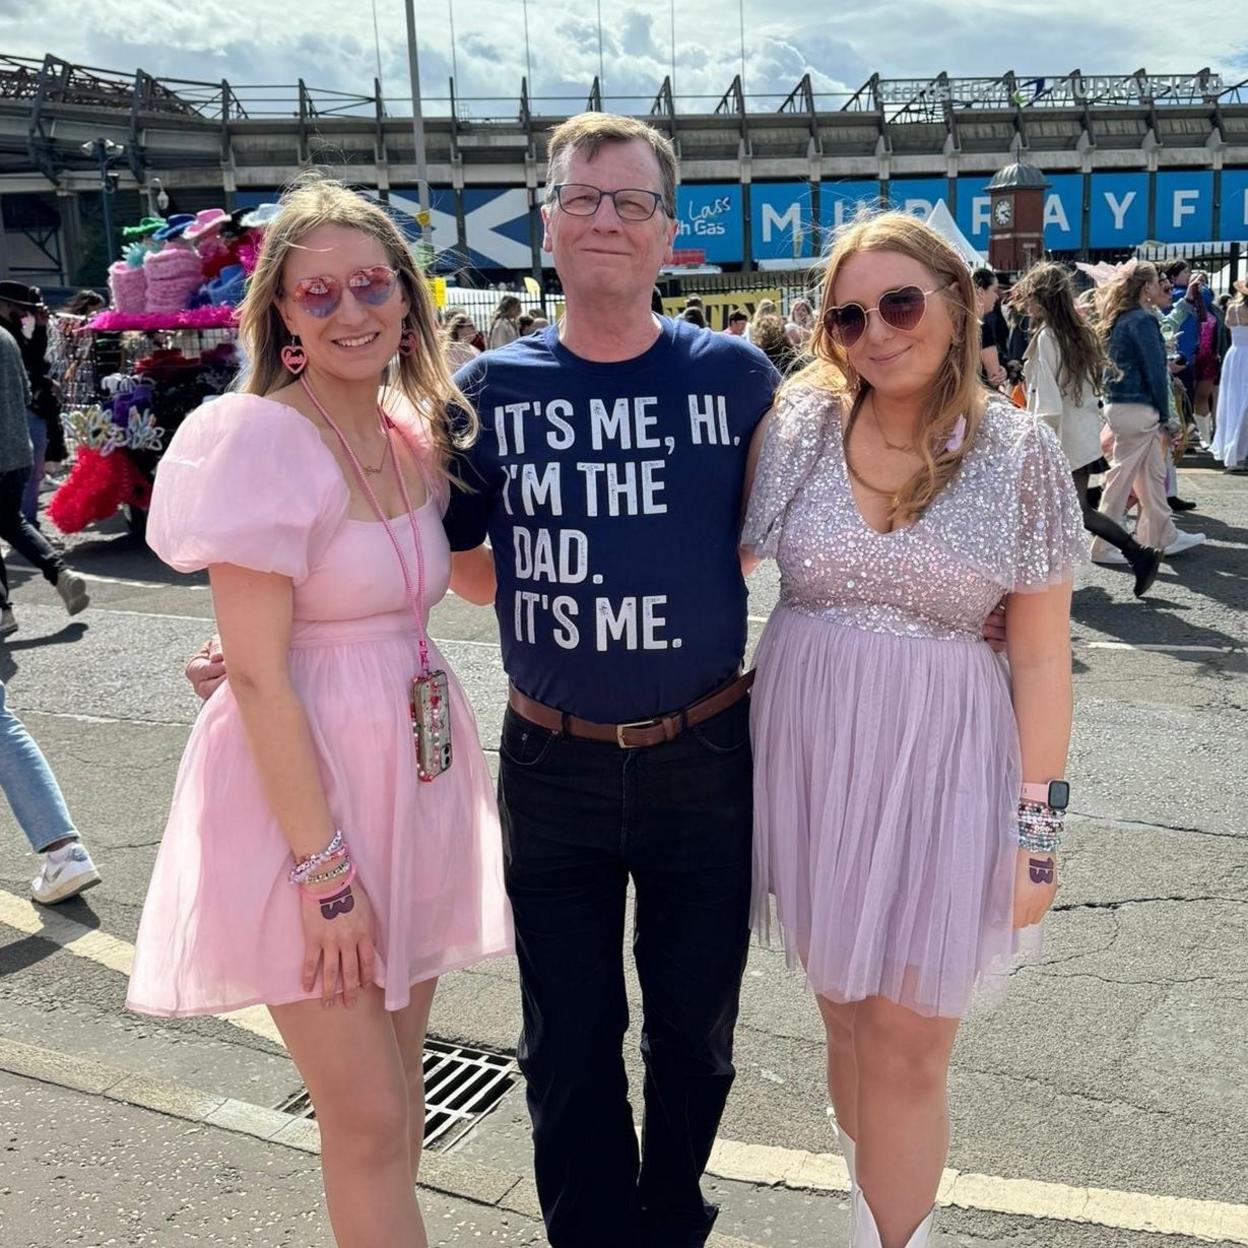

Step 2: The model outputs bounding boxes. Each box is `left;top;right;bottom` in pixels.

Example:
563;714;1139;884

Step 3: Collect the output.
2;55;1247;286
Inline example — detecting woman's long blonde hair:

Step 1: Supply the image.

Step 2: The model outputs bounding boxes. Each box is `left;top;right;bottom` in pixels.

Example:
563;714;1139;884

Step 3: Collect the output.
1094;262;1158;344
235;174;477;474
792;210;988;528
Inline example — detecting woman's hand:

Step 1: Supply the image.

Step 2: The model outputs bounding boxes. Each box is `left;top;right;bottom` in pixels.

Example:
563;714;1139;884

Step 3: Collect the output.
300;877;378;1008
1013;849;1058;929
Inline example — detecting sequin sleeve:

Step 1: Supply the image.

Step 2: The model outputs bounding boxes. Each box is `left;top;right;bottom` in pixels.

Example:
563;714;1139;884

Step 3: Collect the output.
1009;415;1085;593
740;385;834;559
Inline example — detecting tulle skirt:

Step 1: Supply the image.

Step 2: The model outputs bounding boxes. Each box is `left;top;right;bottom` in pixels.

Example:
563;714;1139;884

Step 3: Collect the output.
127;626;512;1017
750;606;1036;1019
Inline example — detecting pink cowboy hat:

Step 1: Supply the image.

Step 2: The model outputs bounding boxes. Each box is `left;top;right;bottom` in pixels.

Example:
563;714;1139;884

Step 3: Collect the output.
183;209;230;242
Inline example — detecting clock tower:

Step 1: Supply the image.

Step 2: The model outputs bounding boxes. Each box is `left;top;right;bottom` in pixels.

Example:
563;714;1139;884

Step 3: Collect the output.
985;162;1049;274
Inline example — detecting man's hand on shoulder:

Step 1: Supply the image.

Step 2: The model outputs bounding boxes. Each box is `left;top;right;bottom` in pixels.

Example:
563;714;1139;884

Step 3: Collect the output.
187;636;226;700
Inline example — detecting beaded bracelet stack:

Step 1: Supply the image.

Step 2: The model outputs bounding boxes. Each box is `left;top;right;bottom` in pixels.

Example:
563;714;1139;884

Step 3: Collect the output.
1017;801;1063;855
290;830;356;899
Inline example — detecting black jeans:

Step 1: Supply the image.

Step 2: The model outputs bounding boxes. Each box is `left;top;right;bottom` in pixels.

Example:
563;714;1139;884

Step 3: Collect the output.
0;467;63;609
499;696;754;1248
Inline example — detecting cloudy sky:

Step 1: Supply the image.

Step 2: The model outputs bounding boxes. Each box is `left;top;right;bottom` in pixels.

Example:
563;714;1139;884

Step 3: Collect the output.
2;1;1245;117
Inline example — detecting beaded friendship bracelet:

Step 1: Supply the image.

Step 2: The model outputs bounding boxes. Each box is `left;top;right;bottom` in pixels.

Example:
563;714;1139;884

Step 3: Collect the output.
289;830;347;886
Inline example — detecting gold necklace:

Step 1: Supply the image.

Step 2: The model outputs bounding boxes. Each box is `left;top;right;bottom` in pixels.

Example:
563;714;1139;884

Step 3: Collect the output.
844;404;900;498
867;397;918;453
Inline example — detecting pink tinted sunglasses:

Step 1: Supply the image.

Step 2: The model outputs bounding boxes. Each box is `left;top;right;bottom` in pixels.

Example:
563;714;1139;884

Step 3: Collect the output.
287;265;399;318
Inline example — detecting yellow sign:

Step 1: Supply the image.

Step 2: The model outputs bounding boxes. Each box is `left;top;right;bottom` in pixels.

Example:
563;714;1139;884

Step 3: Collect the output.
662;290;781;331
522;276;543;298
416;209;432;228
427;277;447;308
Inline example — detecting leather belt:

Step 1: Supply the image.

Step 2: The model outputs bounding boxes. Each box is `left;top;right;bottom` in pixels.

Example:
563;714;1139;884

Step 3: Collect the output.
508;671;754;749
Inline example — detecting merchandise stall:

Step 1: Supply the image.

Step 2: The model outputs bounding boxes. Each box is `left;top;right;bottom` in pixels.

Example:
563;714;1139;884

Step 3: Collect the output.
46;205;277;537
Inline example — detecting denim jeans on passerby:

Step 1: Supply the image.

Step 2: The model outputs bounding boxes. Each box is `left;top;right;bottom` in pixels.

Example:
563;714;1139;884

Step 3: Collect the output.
499;696;754;1248
22;409;48;526
0;679;78;852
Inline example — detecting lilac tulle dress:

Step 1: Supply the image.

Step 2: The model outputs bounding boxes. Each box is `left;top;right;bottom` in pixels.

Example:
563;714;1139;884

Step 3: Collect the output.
742;387;1083;1019
127;394;512;1018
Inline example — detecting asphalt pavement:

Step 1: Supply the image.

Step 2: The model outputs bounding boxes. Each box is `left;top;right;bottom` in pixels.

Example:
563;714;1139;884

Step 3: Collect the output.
0;457;1245;1247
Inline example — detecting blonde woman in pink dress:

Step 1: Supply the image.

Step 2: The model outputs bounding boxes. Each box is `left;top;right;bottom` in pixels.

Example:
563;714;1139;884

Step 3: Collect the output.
742;213;1082;1248
126;178;511;1248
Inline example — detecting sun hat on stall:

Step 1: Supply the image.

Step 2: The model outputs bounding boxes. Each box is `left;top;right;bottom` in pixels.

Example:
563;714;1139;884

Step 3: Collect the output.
239;202;281;229
183;209;230;242
121;216;166;241
152;213;196;241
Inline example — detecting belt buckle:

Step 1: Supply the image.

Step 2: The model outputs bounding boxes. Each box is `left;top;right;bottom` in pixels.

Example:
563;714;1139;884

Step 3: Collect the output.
616;718;659;749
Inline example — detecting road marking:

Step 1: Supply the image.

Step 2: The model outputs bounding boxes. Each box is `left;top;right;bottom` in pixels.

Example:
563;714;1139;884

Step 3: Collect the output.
0;889;282;1045
77;571;202;590
707;1139;1248;1243
3;884;1246;1241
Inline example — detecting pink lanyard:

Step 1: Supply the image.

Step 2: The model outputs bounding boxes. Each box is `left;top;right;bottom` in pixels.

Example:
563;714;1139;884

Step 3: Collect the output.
299;376;432;676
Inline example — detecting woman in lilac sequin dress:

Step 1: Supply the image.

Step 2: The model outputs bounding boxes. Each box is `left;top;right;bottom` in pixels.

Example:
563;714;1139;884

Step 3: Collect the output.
741;214;1083;1248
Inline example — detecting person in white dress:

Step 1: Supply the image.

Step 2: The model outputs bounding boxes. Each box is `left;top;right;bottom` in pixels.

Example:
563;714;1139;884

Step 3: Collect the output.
1211;279;1248;471
1012;262;1163;598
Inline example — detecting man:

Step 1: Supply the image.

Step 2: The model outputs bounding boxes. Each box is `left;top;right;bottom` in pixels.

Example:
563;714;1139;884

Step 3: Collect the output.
444;113;777;1248
724;308;749;336
0;281;67;527
972;266;1007;387
0;304;89;635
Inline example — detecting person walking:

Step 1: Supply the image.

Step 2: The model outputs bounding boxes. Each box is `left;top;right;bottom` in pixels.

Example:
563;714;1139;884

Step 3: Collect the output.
1;676;101;903
1012;261;1162;597
1212;279;1248;471
487;294;523;350
1093;262;1205;561
0;317;89;636
126;176;511;1248
742;212;1082;1248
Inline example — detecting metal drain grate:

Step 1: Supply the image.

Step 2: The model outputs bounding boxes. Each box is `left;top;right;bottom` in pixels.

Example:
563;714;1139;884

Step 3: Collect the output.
275;1039;518;1150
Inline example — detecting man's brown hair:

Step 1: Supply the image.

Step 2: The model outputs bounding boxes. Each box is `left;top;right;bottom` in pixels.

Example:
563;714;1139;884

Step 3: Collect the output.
544;113;677;217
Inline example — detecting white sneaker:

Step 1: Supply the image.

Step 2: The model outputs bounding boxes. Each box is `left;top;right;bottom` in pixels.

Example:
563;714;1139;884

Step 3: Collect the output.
1164;531;1208;556
1091;548;1129;566
31;843;101;905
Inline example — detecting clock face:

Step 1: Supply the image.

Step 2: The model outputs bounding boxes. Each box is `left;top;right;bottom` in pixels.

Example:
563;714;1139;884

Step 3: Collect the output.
993;198;1013;228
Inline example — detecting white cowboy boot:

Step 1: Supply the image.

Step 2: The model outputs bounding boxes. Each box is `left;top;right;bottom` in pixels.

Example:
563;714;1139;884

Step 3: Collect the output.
851;1188;934;1248
835;1122;859;1238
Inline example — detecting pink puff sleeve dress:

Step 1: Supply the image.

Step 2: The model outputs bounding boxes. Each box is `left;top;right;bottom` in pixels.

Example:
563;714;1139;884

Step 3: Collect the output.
126;393;512;1017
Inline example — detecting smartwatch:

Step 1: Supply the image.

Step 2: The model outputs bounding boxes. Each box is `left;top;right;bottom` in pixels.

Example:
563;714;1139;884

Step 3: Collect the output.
1021;780;1070;811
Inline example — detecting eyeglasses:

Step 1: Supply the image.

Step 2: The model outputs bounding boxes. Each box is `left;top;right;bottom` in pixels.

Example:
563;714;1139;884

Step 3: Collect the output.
287;266;399;318
822;285;942;348
551;183;668;222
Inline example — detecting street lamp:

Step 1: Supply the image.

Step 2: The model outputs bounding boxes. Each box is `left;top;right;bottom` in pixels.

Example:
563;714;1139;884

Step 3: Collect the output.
81;138;125;264
403;0;433;268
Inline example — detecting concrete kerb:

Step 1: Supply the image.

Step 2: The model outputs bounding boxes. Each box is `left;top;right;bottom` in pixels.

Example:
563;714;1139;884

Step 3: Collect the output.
0;1037;764;1248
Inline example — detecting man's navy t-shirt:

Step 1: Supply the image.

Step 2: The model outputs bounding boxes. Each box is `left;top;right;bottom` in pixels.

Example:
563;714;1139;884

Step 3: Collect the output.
444;318;779;722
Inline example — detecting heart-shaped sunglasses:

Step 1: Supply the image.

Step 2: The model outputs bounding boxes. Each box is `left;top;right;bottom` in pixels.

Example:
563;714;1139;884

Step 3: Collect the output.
287;265;400;318
822;285;943;348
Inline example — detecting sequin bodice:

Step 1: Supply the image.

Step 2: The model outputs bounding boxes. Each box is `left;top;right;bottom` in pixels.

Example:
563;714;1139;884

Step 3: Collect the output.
742;386;1084;641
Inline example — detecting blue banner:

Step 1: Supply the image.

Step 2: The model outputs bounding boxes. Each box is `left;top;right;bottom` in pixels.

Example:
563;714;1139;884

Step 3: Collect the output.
750;183;816;261
956;176;994;251
673;184;744;263
1155;171;1214;243
1220;169;1248;241
820;180;882;233
1088;173;1149;249
886;178;947;220
1041;174;1083;251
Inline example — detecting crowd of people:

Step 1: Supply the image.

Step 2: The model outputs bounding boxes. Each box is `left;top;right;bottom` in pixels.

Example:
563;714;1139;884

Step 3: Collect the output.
0;103;1240;1248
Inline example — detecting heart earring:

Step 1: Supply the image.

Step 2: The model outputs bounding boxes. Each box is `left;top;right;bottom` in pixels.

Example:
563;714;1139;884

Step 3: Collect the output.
280;336;307;375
